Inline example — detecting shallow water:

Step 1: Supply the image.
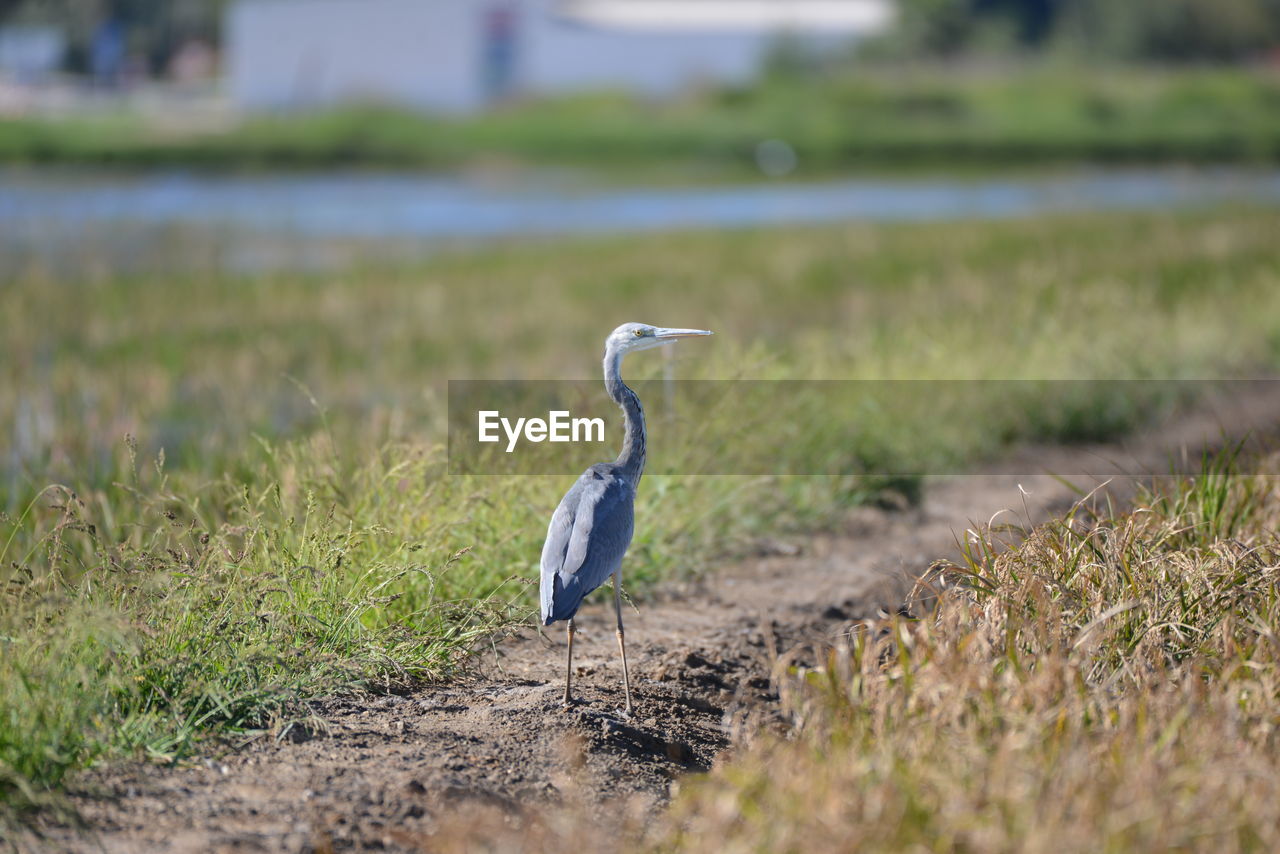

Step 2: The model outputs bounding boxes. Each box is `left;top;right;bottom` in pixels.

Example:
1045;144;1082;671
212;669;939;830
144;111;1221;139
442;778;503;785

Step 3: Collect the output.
3;167;1280;275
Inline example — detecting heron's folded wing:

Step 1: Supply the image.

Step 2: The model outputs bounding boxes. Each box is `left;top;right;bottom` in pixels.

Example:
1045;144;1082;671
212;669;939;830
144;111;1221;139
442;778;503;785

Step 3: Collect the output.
540;472;635;623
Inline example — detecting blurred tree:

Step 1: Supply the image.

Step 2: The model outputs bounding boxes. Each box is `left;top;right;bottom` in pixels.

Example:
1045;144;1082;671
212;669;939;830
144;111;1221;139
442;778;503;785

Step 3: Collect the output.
863;0;1280;63
867;0;979;58
1133;0;1277;61
973;0;1062;45
864;0;1068;59
1056;0;1280;61
0;0;228;74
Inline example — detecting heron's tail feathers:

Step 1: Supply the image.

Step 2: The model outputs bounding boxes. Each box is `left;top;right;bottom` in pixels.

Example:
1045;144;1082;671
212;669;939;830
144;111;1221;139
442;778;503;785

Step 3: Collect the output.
541;572;586;625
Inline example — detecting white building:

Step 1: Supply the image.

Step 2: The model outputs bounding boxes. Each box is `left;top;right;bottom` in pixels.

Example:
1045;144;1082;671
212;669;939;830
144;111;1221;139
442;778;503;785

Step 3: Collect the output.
226;0;894;113
0;25;65;81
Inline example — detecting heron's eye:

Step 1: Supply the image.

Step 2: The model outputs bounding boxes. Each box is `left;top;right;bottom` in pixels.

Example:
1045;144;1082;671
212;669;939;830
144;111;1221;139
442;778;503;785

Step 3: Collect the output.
633;328;645;337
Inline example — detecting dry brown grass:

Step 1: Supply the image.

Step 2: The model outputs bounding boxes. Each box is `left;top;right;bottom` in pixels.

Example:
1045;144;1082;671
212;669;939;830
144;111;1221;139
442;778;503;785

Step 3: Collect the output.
659;453;1280;852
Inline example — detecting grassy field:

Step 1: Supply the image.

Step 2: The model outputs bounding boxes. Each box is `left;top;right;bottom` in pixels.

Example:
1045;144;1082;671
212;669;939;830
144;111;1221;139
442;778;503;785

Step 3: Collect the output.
655;448;1280;852
464;449;1280;852
3;207;1280;822
3;68;1280;172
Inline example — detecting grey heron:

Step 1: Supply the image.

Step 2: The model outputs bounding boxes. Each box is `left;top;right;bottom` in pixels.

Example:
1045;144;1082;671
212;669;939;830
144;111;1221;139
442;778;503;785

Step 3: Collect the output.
540;322;712;715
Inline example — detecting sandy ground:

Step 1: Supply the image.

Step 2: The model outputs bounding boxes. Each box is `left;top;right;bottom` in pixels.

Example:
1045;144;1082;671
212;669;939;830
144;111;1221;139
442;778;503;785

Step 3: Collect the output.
31;381;1280;854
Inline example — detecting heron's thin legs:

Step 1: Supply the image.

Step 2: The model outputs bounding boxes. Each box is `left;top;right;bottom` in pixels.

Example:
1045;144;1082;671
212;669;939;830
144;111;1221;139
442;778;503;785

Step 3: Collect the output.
613;575;634;716
563;617;576;707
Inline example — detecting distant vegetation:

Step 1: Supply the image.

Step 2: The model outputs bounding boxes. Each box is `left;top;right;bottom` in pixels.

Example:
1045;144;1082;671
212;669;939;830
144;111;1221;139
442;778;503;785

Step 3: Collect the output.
5;0;1280;172
873;0;1280;63
3;208;1280;822
0;0;226;74
2;68;1280;172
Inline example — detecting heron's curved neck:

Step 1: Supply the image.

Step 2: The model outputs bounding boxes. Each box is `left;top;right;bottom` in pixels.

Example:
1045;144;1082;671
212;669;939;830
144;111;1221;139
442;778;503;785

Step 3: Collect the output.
604;347;645;484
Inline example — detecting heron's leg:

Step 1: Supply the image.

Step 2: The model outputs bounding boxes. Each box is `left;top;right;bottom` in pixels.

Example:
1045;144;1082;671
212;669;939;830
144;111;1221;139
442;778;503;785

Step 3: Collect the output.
613;574;634;716
563;617;576;707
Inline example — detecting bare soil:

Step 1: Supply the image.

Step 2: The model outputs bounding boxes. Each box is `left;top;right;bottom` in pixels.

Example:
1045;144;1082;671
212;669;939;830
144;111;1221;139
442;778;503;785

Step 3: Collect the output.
34;382;1280;854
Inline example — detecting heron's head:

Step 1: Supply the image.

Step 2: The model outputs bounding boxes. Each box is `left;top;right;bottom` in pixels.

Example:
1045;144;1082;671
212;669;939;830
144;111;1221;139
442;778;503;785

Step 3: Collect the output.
607;322;713;355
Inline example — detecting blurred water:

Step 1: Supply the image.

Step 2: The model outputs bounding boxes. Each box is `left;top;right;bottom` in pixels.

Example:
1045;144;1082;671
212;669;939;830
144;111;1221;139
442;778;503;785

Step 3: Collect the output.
3;167;1280;275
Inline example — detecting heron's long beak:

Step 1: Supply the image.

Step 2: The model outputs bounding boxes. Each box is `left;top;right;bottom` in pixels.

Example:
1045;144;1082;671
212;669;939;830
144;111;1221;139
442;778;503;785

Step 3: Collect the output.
653;327;713;340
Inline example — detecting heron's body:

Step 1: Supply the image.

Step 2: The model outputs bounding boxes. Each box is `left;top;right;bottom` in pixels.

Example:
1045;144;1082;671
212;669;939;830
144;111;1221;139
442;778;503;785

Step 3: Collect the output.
538;322;711;714
540;464;635;625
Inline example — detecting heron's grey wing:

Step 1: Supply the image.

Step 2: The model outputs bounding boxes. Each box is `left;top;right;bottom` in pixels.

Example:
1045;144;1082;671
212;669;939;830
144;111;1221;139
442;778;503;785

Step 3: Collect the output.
539;482;584;622
540;471;635;625
560;474;634;595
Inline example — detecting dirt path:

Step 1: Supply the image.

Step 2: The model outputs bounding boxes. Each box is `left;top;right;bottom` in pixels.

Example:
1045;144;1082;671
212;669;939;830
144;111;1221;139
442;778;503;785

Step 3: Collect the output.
41;382;1280;854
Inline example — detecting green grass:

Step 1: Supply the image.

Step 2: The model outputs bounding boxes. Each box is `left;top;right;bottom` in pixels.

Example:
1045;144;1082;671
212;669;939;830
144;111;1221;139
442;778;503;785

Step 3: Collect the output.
3;207;1280;824
3;67;1280;171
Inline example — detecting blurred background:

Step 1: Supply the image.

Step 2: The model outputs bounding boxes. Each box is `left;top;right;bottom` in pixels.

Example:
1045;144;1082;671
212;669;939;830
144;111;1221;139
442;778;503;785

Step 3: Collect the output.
4;0;1280;474
5;0;1280;492
2;0;1280;482
2;0;1280;276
